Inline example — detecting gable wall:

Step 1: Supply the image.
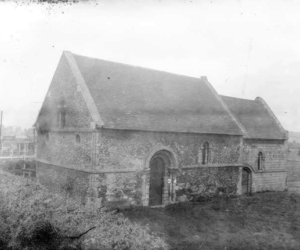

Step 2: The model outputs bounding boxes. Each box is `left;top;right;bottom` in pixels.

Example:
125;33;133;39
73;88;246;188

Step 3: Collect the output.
36;54;93;130
36;55;96;198
36;54;96;167
37;132;93;169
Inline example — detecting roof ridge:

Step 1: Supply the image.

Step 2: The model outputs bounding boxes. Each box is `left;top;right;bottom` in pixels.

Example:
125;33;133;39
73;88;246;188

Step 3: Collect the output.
220;95;256;102
71;52;202;82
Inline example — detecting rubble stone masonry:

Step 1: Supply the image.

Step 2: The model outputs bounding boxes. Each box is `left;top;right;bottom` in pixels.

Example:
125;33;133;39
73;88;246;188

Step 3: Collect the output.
242;139;287;192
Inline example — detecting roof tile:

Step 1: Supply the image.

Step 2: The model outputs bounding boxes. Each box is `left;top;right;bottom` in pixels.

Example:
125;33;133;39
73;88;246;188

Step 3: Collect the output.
72;53;243;135
221;95;286;140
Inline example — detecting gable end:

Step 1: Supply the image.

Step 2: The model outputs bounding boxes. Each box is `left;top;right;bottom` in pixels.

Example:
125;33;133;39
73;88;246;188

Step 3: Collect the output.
64;51;104;128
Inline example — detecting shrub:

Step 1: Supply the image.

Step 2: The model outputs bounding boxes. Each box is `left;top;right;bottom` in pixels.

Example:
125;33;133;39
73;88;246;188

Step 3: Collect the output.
0;170;168;250
83;214;168;250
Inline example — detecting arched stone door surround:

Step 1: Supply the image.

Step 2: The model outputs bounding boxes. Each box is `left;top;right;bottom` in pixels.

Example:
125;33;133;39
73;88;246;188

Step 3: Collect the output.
144;147;178;206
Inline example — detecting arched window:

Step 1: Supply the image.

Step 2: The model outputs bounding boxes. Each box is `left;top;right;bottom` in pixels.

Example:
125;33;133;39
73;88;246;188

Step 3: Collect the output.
75;134;81;144
202;142;209;165
257;151;264;170
57;100;66;128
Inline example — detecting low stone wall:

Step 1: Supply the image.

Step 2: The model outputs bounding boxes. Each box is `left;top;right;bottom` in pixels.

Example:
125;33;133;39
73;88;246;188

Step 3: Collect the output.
37;161;144;207
175;166;240;202
89;171;145;207
36;161;242;207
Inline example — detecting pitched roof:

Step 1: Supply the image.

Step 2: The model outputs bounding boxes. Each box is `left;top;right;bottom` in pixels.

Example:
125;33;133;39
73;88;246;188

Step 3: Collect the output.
70;52;243;135
221;95;287;140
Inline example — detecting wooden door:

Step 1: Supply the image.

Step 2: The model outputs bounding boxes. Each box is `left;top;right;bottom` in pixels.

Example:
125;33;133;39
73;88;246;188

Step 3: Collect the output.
149;157;165;206
242;168;250;194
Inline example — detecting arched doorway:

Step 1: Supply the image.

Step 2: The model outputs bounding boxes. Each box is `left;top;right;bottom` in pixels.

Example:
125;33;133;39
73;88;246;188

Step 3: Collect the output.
242;167;252;194
147;149;175;206
149;156;166;206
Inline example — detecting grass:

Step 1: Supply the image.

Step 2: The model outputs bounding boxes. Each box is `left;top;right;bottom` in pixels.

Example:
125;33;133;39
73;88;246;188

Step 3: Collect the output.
2;167;300;249
122;192;300;250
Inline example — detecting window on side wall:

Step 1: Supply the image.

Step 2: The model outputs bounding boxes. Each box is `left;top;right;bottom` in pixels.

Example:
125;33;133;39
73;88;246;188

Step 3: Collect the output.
202;142;209;165
257;151;264;170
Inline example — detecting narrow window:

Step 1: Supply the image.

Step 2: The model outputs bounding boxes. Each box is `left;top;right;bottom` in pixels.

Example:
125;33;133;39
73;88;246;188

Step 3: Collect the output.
76;134;81;144
61;110;66;128
57;100;66;128
202;142;209;165
258;151;264;170
58;110;66;128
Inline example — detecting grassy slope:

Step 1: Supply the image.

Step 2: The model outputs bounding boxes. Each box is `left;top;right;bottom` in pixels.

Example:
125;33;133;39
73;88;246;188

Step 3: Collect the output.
122;192;300;250
0;170;168;250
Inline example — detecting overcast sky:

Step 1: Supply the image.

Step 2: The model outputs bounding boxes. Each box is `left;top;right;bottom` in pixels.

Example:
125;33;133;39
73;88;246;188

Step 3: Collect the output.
0;0;300;132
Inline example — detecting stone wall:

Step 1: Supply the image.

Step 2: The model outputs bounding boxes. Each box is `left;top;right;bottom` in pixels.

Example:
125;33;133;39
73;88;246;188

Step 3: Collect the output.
36;54;93;131
87;171;145;208
36;131;94;170
175;166;241;202
36;127;288;207
242;139;287;171
85;165;241;207
95;129;242;170
241;139;287;192
35;54;99;171
89;129;243;206
37;128;243;207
